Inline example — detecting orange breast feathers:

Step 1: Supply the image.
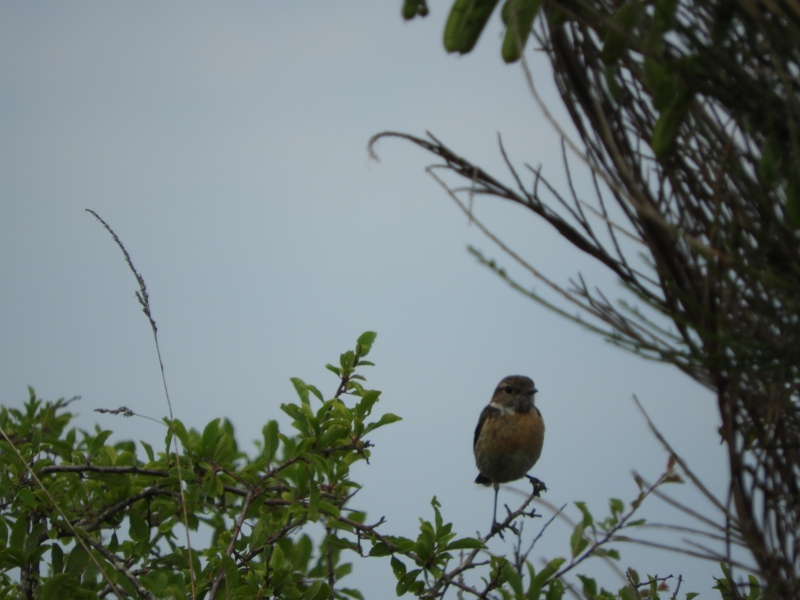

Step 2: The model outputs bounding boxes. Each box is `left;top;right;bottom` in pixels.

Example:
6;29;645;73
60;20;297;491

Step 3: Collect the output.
474;406;545;484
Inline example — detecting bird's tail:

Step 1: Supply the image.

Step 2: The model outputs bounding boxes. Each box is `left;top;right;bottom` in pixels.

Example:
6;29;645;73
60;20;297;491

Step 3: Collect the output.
474;473;492;486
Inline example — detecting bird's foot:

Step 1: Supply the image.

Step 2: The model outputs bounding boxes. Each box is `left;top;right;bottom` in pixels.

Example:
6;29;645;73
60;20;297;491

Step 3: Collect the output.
490;520;505;539
526;476;547;497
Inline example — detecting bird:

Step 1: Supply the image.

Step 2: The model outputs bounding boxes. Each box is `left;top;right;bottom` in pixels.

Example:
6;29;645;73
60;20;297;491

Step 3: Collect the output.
473;375;545;530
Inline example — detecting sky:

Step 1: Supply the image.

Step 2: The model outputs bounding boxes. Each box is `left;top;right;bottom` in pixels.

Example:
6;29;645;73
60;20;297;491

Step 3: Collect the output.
0;2;747;597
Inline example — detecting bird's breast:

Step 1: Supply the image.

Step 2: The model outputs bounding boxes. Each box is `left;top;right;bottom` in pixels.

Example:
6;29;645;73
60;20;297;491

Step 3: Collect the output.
474;409;545;483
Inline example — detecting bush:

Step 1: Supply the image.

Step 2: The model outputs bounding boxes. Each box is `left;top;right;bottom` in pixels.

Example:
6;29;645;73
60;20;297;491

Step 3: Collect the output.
0;330;737;599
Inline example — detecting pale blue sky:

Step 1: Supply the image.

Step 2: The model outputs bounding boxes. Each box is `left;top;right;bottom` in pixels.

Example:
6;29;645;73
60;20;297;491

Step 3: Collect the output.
1;2;740;596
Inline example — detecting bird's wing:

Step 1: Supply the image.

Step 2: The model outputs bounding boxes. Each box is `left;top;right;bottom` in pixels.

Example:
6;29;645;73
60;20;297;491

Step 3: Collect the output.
473;404;501;450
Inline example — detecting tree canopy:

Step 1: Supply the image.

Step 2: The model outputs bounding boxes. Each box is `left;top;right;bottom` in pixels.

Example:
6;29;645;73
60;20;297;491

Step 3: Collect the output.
391;0;800;596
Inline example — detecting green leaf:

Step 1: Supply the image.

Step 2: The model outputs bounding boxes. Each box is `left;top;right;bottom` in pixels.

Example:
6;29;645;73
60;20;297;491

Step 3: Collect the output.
306;453;330;479
140;441;155;463
9;516;26;550
490;556;512;587
601;0;642;65
654;0;678;31
370;542;393;557
222;553;239;594
169;466;196;482
51;544;64;574
575;501;593;527
129;511;149;542
392;536;416;554
23;522;46;559
570;522;589;557
591;547;620;560
318;502;340;518
213;433;235;463
355;390;381;418
317;425;347;450
609;498;624;515
396;568;422;596
536;556;565;585
291;534;313;571
281;403;307;425
170;419;190;449
445;537;485;551
340;351;356;371
18;488;37;510
416;519;435;557
158;518;176;534
269;544;285;569
364;413;402;434
651;92;691;157
391;555;407;580
326;364;342;376
41;573;74;600
263;420;280;462
163;426;174;455
307;384;324;402
644;58;677;111
65;544;89;575
546;578;565;600
303;580;331;600
505;561;523;595
90;429;113;454
443;0;502;54
746;574;760;599
201;418;220;458
501;0;542;63
619;586;639;600
0;547;25;569
648;573;659;598
577;575;597;596
291;377;312;405
356;331;377;358
402;0;424;20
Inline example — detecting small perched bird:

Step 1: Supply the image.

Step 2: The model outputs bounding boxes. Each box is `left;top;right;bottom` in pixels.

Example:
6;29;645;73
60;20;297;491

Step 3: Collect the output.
473;375;545;529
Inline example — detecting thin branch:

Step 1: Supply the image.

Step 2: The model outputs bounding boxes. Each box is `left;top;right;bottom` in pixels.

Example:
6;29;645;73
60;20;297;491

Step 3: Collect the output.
632;395;727;514
40;464;169;477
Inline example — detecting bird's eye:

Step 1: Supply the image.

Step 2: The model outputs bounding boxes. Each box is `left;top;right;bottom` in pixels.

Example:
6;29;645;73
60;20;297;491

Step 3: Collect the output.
504;386;514;394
